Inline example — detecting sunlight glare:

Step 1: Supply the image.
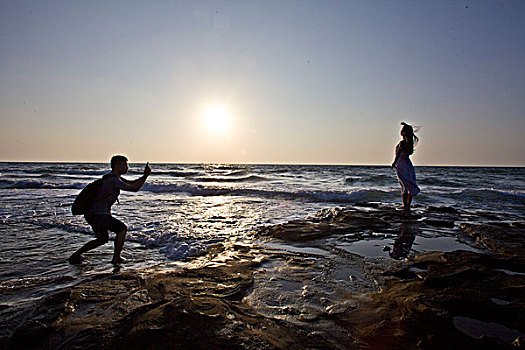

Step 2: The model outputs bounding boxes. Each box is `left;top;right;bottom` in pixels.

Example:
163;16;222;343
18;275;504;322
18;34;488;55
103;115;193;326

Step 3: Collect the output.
203;105;230;134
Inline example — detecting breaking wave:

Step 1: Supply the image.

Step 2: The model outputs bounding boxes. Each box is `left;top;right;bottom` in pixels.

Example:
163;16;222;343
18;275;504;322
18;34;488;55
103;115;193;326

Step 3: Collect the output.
66;170;107;176
345;174;394;184
0;179;83;190
456;189;525;205
142;182;393;203
419;176;464;187
153;170;201;178
194;175;267;183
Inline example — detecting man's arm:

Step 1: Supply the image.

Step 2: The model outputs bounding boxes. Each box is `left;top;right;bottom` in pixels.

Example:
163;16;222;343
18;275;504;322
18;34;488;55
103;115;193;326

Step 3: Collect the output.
121;163;151;192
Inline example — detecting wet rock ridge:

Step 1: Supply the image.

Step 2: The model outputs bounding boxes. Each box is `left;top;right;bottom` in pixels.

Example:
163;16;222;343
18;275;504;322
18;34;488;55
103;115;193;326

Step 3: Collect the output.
257;205;525;349
2;244;328;350
1;205;524;349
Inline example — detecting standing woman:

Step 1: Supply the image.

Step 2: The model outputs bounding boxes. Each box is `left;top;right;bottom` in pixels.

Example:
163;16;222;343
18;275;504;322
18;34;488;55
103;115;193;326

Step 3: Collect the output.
392;122;420;210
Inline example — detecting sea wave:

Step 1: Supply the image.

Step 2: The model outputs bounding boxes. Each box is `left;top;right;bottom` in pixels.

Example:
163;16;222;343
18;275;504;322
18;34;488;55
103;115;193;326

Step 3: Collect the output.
344;176;360;183
279;188;393;203
142;182;393;203
67;170;107;176
153;170;201;178
345;174;392;184
194;175;266;183
214;165;247;171
143;183;231;196
419;176;464;187
225;169;250;177
368;174;392;182
0;179;83;190
456;188;525;205
198;164;247;172
20;168;63;175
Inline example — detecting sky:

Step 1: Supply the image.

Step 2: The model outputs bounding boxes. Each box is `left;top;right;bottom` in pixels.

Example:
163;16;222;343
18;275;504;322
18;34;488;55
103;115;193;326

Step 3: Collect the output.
1;1;524;166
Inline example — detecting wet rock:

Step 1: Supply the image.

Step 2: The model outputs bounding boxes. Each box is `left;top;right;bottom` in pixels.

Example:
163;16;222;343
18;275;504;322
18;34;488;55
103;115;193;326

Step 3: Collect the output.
258;222;341;242
343;251;525;349
3;205;524;349
460;223;525;257
511;222;525;229
4;243;326;350
312;207;345;222
354;202;381;208
424;218;455;228
428;206;459;214
514;336;525;347
487;221;512;228
259;206;405;242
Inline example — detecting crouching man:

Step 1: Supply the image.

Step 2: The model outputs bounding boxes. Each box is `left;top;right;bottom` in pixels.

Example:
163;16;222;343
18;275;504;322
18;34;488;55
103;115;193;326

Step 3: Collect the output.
69;155;151;265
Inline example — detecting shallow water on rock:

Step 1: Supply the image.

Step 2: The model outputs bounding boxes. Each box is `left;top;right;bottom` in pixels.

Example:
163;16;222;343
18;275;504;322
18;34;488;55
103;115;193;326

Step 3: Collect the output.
1;163;523;311
453;316;524;344
2;205;524;349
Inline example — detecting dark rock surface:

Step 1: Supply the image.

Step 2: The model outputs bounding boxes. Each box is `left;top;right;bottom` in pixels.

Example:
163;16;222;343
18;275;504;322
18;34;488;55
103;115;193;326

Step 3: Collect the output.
345;250;525;349
2;205;524;349
460;223;525;257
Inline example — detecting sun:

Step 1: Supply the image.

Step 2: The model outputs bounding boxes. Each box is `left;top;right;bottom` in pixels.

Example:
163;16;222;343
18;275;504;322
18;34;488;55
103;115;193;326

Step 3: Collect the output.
203;105;230;134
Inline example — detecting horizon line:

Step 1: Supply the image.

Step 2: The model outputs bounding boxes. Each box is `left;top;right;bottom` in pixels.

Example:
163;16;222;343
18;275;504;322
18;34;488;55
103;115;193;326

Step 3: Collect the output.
1;160;524;168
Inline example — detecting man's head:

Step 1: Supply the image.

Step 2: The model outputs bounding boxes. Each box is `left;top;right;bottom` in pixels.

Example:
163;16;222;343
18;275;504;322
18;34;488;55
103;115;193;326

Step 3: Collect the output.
111;155;129;175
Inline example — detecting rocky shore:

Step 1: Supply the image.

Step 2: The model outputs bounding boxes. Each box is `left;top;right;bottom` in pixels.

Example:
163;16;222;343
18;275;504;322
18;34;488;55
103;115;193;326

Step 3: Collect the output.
1;205;524;349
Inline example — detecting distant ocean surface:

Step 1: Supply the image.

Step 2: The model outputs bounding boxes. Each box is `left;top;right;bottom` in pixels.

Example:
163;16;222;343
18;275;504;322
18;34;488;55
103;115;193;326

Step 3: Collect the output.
1;162;524;306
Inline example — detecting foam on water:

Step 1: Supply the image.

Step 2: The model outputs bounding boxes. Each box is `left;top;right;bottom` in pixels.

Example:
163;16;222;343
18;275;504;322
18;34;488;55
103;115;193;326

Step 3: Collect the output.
458;188;525;205
0;179;84;190
141;181;395;204
1;162;524;305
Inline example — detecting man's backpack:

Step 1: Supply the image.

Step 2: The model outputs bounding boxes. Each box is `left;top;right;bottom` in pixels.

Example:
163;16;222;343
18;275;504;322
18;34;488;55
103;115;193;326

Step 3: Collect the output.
71;174;114;215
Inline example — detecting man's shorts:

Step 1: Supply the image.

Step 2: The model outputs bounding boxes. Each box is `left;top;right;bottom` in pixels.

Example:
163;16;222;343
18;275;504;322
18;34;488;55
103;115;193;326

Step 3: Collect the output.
84;214;127;241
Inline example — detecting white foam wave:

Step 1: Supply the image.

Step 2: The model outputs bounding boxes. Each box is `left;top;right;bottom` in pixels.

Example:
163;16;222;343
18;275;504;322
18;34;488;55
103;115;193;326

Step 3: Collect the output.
154;170;201;177
159;241;204;260
458;188;525;205
345;174;394;184
142;182;393;203
420;176;463;187
143;183;231;196
194;175;266;183
67;170;107;176
226;169;250;176
127;227;223;261
0;179;83;190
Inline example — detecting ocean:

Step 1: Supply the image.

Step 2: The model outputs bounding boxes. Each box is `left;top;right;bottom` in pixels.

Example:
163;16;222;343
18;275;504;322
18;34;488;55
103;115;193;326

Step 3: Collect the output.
1;162;524;307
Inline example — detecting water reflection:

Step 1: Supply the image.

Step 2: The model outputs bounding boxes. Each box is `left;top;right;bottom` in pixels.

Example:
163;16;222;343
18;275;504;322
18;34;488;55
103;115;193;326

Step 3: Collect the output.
390;224;418;260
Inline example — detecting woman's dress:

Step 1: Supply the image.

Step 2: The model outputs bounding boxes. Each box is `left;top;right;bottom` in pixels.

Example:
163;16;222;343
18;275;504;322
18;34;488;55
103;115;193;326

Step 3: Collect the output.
394;143;420;196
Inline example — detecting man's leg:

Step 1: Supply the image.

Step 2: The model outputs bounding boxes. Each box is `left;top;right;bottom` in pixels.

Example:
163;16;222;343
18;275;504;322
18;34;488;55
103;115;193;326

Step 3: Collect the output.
69;215;110;264
69;238;107;263
112;228;127;264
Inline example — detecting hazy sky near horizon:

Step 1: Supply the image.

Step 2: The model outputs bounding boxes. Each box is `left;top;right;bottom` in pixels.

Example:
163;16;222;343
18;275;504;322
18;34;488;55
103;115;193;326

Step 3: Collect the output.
1;1;524;165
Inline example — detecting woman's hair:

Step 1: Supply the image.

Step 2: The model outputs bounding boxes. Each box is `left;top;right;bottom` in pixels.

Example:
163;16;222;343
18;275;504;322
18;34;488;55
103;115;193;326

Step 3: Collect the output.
400;122;419;155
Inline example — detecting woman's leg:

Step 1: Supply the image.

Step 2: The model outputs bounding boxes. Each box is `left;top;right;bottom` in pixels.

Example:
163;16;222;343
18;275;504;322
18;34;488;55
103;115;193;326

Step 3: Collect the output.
402;193;410;210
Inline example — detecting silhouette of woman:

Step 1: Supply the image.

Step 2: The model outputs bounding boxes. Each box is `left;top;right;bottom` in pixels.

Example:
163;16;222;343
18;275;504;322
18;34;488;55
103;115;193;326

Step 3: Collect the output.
392;122;420;210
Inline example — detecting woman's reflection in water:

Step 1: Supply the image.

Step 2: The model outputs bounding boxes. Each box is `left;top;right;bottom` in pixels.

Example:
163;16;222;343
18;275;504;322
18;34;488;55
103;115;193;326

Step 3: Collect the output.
390;224;418;260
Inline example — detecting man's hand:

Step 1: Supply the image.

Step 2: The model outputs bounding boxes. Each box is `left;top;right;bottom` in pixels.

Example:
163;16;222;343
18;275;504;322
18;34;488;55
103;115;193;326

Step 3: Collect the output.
144;162;152;177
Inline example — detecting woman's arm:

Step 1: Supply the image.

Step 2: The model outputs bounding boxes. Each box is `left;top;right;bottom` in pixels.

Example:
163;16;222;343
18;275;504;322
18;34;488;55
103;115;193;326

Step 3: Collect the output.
392;143;401;168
